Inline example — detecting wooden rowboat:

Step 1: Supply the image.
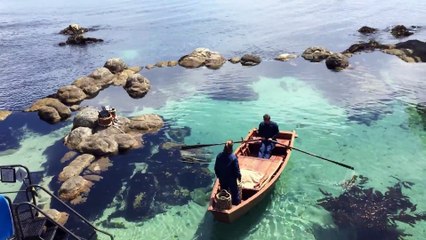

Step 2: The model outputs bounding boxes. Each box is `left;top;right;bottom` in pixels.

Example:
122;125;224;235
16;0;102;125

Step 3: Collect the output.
208;129;296;223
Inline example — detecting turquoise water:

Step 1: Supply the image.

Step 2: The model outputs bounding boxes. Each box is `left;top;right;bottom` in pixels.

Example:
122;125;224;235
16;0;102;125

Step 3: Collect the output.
1;0;426;239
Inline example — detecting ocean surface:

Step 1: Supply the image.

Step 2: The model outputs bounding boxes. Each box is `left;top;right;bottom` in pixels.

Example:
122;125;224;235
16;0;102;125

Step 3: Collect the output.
1;0;426;239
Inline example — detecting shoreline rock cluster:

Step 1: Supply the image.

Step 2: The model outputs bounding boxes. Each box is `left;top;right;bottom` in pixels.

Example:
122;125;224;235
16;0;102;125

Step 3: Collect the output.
358;24;420;38
25;58;146;123
58;24;103;46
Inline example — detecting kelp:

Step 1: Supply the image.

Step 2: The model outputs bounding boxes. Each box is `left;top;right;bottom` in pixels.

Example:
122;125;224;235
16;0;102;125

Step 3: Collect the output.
317;175;426;239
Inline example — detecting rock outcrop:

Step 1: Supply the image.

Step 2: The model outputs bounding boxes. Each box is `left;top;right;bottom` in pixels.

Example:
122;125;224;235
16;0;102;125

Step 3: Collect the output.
0;110;11;121
59;24;89;35
229;57;241;64
240;54;261;66
124;74;151;98
302;47;332;62
44;209;69;225
60;34;103;46
390;25;414;38
26;98;71;123
58;154;96;182
178;48;226;69
57;85;87;105
325;53;349;71
73;107;99;129
274;53;297;61
104;58;128;74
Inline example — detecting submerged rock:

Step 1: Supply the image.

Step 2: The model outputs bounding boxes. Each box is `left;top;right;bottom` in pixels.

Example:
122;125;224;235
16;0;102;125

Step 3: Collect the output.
124;74;151;98
325;53;349;71
178;48;226;69
44;209;69;225
240;54;261;66
302;47;332;62
58;154;96;182
61;34;103;46
87;157;112;174
59;176;93;204
358;26;378;35
317;175;426;239
0;110;12;121
125;172;157;220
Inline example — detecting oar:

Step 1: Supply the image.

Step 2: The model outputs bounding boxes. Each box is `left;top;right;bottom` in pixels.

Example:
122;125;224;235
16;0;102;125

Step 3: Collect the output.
180;139;258;150
271;140;354;170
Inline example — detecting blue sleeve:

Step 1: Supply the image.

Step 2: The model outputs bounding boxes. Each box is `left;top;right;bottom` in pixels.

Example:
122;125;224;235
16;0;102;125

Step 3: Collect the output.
258;122;264;137
232;155;241;181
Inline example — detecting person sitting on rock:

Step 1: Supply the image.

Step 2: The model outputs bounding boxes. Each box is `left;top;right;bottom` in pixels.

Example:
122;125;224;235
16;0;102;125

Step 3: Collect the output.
214;140;241;205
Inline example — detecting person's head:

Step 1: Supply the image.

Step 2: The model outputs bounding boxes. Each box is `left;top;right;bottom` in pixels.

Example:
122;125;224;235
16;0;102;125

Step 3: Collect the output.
263;114;271;125
223;140;233;154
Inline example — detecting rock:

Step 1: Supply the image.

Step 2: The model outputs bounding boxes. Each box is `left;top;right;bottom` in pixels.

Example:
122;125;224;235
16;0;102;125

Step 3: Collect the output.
128;114;164;132
382;48;417;62
240;54;261;66
127;66;142;73
391;25;414;38
73;107;99;129
70;105;80;111
76;134;119;155
57;85;87;105
64;127;93;149
0;110;12;121
59;176;93;203
72;76;101;97
302;47;332;62
178;48;226;69
325;53;349;71
190;188;209;206
145;64;155;70
274;53;297;61
104;58;128;74
358;26;378;35
59;24;88;35
87;157;112;174
26;98;71;120
343;40;390;54
60;151;79;163
38;106;61;123
124;74;151;98
111;72;129;86
65;34;103;45
44;209;69;225
160;142;182;151
114;133;140;151
155;61;168;68
394;40;426;62
88;67;114;88
167;61;178;67
229;57;241;64
58;154;96;182
83;175;103;182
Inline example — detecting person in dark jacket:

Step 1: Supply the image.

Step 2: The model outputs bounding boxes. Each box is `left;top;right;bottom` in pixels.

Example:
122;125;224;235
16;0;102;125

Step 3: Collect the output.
214;140;242;205
257;114;279;159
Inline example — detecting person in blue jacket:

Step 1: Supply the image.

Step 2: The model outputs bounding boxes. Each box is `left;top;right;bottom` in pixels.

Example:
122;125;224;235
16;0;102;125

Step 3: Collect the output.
214;140;242;205
257;114;279;159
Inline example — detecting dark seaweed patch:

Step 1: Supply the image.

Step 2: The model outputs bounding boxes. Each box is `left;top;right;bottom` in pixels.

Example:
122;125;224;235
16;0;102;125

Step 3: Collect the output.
316;175;426;240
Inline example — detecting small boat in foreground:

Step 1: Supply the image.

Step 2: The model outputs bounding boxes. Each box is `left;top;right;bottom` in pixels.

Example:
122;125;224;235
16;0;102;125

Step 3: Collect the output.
208;129;296;223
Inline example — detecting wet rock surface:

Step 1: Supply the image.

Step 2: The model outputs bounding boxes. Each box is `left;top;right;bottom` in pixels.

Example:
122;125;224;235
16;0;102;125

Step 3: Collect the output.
59;176;93;204
26;98;71;123
59;24;89;35
274;53;297;61
325;53;349;71
358;26;378;35
317;175;426;239
124;74;151;98
59;24;102;46
0;110;12;121
390;25;414;38
240;54;262;66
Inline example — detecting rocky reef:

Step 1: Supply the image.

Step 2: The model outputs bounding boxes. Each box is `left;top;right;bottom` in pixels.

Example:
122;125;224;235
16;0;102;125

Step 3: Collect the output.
25;58;146;123
317;175;426;239
58;24;103;46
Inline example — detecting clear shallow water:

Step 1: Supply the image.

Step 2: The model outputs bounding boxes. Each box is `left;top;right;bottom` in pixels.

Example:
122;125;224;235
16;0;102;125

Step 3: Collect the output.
1;0;426;239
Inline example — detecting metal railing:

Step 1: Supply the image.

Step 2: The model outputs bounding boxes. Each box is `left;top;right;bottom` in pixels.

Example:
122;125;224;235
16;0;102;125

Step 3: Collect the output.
15;202;81;239
27;184;114;240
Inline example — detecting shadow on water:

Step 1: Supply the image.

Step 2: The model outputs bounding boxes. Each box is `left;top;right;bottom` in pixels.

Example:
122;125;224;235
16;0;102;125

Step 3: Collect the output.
193;191;274;240
0;111;69;152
